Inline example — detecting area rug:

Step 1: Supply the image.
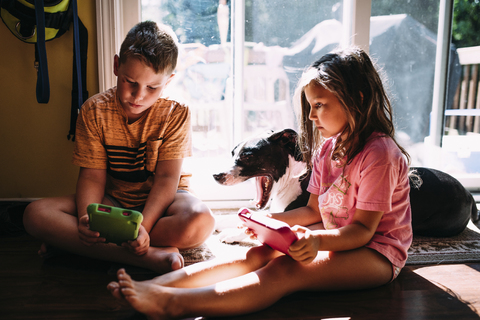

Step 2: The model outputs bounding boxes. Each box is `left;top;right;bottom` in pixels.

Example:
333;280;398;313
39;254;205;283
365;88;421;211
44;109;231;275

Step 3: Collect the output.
185;218;480;267
406;221;480;265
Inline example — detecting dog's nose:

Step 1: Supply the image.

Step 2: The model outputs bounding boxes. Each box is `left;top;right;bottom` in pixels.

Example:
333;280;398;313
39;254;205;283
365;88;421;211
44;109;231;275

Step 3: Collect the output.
213;173;226;184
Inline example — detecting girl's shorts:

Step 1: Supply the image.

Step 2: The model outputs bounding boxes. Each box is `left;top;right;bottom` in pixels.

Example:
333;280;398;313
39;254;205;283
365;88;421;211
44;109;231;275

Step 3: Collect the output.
391;264;402;282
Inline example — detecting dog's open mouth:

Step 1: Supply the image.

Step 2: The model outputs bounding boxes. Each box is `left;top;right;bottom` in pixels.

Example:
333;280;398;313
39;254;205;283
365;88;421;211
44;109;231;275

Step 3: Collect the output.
254;176;273;210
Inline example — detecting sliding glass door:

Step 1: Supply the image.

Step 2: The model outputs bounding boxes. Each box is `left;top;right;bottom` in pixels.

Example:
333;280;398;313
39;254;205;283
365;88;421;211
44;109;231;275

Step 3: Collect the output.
99;0;479;204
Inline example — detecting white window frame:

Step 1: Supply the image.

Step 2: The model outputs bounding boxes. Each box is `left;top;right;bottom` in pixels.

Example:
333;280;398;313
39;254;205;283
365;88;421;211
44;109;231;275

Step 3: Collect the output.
95;0;141;93
96;0;478;202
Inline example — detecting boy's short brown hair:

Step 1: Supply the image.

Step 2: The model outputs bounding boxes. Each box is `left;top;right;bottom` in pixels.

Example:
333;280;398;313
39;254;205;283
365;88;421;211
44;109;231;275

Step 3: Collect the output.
119;21;178;74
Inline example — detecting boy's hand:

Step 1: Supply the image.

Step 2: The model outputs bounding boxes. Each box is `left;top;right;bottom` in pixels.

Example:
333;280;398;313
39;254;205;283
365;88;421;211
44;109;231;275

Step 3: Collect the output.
288;225;319;265
78;215;106;246
122;225;150;255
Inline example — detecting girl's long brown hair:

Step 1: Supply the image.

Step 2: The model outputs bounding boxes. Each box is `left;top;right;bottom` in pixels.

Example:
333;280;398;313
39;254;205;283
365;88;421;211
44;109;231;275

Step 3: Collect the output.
294;46;410;168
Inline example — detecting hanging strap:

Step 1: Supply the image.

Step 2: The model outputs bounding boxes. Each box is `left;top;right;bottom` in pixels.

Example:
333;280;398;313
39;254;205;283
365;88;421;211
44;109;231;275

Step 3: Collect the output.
71;0;81;109
68;0;88;141
34;0;49;103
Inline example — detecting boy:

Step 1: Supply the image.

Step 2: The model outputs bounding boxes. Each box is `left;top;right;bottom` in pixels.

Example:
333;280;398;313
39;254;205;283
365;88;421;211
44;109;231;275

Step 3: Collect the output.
23;21;215;274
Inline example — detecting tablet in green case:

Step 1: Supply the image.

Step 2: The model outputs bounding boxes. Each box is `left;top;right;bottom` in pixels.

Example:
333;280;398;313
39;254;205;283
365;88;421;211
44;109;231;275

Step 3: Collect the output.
87;203;143;245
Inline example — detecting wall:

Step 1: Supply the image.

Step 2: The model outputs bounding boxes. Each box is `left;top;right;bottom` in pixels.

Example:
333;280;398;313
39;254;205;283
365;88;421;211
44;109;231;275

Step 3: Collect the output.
0;1;98;198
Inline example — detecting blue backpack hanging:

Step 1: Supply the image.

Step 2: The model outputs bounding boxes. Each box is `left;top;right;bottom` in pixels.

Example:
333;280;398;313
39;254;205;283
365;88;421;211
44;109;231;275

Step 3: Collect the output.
0;0;88;140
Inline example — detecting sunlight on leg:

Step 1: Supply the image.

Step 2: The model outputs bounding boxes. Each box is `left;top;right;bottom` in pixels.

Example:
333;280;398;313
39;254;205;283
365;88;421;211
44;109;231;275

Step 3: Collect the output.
214;272;260;293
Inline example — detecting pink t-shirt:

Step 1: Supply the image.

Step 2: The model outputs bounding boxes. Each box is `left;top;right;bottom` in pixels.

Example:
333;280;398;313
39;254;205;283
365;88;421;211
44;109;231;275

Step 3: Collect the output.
307;132;412;267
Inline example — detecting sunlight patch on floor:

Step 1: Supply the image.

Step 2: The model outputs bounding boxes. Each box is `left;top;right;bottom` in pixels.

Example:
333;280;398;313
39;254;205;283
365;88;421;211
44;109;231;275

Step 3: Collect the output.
414;264;480;313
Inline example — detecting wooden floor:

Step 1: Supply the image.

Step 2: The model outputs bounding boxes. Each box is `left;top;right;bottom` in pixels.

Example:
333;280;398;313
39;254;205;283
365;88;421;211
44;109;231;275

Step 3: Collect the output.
1;202;480;320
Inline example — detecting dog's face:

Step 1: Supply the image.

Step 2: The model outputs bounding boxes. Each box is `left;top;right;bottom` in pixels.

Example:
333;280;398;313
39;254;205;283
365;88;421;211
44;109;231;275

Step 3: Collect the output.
213;129;300;209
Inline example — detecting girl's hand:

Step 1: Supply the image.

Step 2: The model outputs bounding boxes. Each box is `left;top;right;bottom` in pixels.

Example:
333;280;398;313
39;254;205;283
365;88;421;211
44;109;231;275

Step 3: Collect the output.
240;211;273;240
244;226;258;240
78;214;106;246
288;225;319;265
122;225;150;256
237;217;257;240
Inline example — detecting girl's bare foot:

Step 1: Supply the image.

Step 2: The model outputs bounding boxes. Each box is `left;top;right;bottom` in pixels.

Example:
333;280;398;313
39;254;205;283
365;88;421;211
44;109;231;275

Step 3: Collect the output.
110;269;177;320
107;275;160;305
107;281;130;307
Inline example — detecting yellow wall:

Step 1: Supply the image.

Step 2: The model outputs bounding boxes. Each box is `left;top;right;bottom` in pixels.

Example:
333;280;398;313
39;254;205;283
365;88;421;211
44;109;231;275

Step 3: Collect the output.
0;1;98;198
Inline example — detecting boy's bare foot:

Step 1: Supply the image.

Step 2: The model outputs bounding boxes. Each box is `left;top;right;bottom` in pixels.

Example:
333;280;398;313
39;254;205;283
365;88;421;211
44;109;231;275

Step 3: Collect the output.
38;242;184;274
109;268;176;320
147;249;184;274
38;242;48;257
38;242;66;259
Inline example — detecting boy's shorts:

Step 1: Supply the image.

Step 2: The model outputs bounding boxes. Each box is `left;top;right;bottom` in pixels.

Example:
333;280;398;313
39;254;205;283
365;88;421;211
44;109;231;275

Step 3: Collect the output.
105;190;189;212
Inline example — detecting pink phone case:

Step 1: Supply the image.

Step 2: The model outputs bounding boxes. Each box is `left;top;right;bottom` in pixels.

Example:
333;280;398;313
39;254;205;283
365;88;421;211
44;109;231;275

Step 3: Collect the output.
238;208;297;255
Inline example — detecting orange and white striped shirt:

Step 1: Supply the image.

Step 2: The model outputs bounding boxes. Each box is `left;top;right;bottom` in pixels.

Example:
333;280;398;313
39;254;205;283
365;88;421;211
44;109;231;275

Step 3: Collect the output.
72;87;192;208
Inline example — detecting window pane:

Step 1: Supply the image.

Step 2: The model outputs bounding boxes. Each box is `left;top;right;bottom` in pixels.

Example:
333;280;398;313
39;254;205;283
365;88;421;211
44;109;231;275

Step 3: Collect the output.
241;0;341;139
442;0;480;190
371;0;479;191
370;1;441;144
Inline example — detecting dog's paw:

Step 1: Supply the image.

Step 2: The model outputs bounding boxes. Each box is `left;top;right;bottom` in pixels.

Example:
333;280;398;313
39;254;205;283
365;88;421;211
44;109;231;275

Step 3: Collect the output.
217;227;249;243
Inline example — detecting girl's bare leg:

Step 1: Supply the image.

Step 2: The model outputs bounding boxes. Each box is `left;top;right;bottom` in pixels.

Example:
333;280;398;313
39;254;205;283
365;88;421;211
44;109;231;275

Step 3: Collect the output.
111;247;393;319
156;244;281;287
23;195;183;273
114;221;324;290
110;220;324;294
107;244;281;302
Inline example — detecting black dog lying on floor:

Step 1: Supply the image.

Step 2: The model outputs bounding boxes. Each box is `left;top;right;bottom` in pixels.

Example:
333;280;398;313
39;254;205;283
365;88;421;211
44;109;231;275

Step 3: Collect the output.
213;129;479;237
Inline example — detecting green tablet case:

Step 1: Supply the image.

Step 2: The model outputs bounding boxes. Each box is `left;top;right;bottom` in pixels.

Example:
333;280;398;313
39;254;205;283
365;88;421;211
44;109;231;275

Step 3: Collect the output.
87;203;143;245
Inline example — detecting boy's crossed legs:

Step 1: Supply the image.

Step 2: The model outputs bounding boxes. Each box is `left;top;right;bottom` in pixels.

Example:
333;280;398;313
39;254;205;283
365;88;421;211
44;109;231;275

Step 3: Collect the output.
23;192;215;274
108;245;393;319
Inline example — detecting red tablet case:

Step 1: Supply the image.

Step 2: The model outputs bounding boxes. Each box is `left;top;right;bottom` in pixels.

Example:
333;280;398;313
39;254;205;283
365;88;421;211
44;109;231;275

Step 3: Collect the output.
238;208;297;255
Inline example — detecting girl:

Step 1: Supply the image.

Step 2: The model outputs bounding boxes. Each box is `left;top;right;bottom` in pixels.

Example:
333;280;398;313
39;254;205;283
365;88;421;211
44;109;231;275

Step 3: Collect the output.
107;46;413;319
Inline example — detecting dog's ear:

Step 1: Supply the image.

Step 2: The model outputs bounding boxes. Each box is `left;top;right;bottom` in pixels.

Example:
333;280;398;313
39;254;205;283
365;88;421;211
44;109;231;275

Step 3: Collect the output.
270;129;298;146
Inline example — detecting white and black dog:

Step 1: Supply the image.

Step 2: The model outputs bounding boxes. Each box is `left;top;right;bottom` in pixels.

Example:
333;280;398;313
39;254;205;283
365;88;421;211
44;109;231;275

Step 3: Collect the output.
213;128;479;237
213;129;310;213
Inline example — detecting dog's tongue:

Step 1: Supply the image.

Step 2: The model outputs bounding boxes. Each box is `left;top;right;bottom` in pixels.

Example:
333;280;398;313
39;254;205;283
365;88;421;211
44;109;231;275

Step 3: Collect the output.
254;176;268;209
